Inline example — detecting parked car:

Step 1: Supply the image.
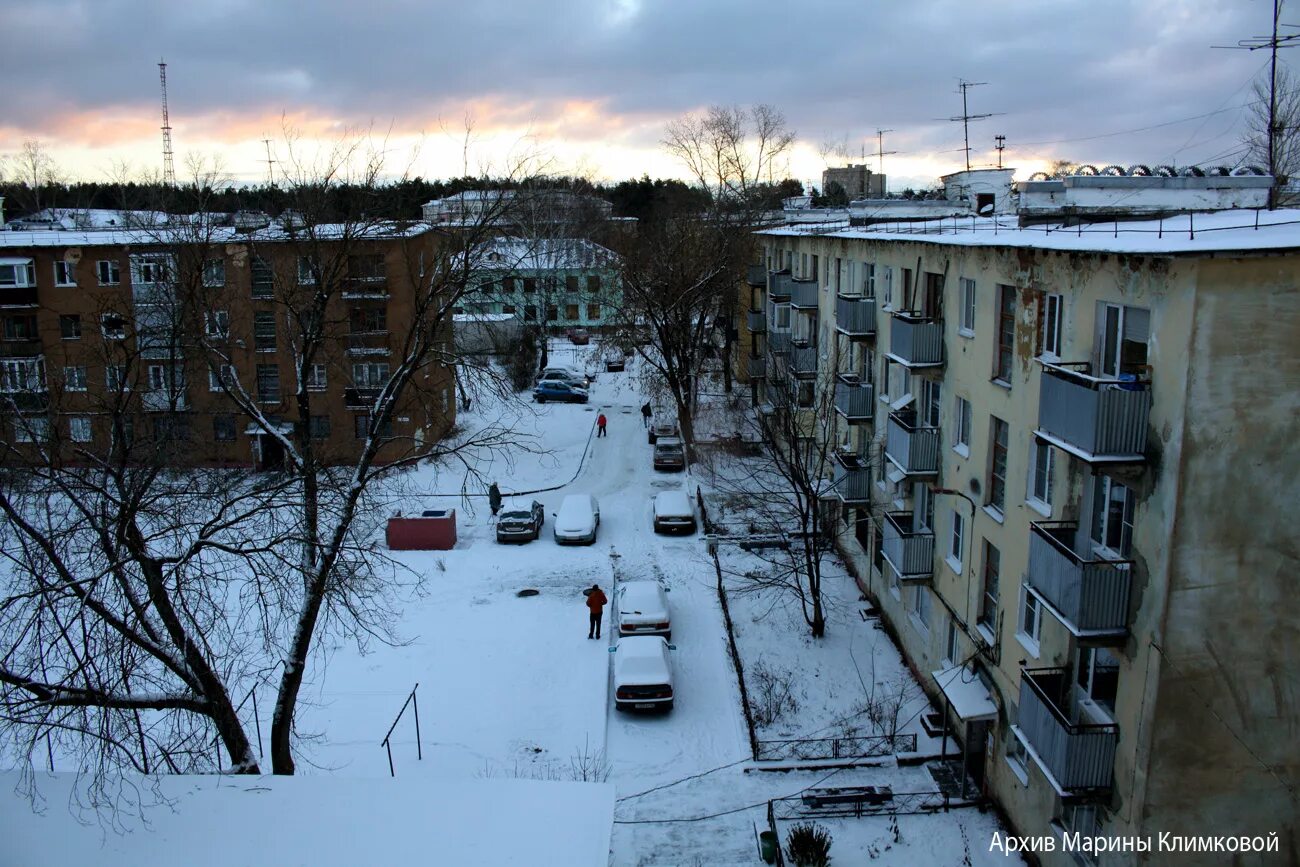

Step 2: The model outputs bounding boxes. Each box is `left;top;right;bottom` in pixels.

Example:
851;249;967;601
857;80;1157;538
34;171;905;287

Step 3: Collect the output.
653;437;686;472
496;499;544;543
610;636;675;712
652;490;696;535
533;381;589;404
540;366;591;389
647;420;679;444
616;581;672;639
553;494;600;545
569;328;590;345
604;347;625;372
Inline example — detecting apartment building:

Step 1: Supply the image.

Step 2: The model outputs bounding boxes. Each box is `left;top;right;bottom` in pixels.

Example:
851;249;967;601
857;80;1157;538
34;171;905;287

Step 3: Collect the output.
742;183;1298;862
459;237;620;331
0;219;456;469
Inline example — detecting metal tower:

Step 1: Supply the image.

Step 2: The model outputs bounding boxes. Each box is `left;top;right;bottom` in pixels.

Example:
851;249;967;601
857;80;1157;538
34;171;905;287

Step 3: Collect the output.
158;60;176;186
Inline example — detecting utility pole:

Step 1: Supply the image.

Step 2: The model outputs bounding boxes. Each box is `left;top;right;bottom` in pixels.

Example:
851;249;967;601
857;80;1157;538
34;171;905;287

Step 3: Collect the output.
158;60;176;187
947;80;999;172
262;138;277;187
994;134;1006;169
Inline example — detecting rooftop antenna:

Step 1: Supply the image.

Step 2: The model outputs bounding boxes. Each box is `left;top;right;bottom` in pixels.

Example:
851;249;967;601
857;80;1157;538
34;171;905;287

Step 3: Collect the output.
994;134;1006;169
874;129;897;178
262;138;277;187
158;60;176;186
946;80;1001;172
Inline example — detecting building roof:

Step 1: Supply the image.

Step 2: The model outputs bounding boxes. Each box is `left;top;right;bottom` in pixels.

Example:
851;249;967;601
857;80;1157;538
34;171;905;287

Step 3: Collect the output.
0;220;437;250
478;237;618;271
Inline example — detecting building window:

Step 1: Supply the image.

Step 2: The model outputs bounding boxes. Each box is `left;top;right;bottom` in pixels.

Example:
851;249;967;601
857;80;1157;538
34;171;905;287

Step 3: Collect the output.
1028;440;1054;512
1090;474;1135;557
253;312;277;352
546;305;558;322
352;362;390;389
298;256;318;285
587;303;600;321
994;284;1015;385
54;261;76;287
13;416;50;443
1098;303;1150;378
953;396;972;454
500;277;516;293
922;379;942;427
306;364;327;391
213;414;237;442
987;417;1009;514
524;305;537;322
1017;584;1041;655
106;365;128;392
947;509;965;572
774;304;791;329
565;304;579;321
133;256;170;285
347;254;386;284
101;313;127;340
354;413;394;440
209;365;235;392
1076;647;1119;713
978;540;1000;635
959;278;976;335
1005;729;1029;784
203;259;225;287
862;262;875;297
1040;293;1063;359
256;364;280;403
69;415;92;443
587;275;600;293
910;586;931;634
59;315;81;340
565;275;579;292
350;307;387;333
63;366;87;391
309;415;331;440
205;310;230;340
0;357;46;392
2;315;37;341
945;619;961;666
0;259;35;287
881;266;893;307
523;278;537;293
796;380;815;408
251;257;274;299
96;260;121;286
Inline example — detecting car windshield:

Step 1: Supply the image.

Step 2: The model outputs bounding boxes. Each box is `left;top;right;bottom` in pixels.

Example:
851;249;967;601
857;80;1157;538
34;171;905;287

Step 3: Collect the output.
657;444;683;455
500;510;531;521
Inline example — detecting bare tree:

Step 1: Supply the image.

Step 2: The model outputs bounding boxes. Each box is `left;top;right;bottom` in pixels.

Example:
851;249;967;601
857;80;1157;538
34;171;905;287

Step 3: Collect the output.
664;105;796;205
8;140;63;215
1244;64;1300;198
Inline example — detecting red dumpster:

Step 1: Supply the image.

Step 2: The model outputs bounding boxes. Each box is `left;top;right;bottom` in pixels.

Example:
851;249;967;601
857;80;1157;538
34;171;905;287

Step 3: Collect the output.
386;509;458;550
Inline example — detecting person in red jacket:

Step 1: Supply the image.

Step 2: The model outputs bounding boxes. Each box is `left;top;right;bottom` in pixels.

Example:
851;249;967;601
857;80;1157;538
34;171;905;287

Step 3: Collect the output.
585;584;608;639
596;413;607;437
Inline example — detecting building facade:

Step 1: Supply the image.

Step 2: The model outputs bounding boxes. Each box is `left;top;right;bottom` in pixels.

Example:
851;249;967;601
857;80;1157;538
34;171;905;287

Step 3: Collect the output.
459;237;621;331
821;164;887;199
741;198;1299;863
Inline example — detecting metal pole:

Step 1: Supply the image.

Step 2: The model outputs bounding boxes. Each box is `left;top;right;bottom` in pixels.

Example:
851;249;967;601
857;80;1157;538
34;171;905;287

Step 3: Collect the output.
412;685;422;762
46;732;54;772
386;740;395;777
1268;0;1281;209
252;690;264;758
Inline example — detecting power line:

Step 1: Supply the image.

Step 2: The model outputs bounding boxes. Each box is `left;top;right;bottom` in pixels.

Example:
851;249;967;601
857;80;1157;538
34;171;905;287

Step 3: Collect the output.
1013;104;1249;148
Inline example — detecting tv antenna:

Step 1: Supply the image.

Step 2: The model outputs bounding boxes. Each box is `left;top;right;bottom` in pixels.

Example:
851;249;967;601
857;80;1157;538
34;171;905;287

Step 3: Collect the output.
946;80;1002;172
262;138;277;187
994;134;1006;169
874;129;897;179
158;60;175;186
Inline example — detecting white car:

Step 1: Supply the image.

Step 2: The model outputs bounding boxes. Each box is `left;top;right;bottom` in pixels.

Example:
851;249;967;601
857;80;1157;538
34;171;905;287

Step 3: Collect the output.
553;494;600;545
540;366;590;389
610;636;675;712
616;580;672;639
652;490;696;535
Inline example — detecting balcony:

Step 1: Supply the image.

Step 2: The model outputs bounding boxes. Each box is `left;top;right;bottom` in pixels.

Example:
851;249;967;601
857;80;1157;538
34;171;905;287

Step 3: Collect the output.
746;264;767;287
832;451;871;504
345;387;382;409
1015;667;1118;792
1036;362;1150;463
0;286;39;307
884;411;940;476
768;331;792;356
142;390;190;412
880;511;935;581
0;339;43;358
835;295;876;337
788;342;818;378
790;279;819;309
768;271;792;302
342;277;389;300
834;376;874;422
747;309;766;334
1028;522;1133;639
886;314;944;368
747;356;766;379
347;331;391;356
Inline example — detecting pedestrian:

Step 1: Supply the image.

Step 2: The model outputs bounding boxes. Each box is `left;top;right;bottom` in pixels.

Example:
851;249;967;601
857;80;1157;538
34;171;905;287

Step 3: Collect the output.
596;413;607;437
488;481;502;517
641;402;652;429
585;584;608;639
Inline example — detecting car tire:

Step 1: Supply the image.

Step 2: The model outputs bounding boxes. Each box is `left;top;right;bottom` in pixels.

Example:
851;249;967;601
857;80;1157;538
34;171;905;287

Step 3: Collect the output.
537;396;546;404
663;700;674;712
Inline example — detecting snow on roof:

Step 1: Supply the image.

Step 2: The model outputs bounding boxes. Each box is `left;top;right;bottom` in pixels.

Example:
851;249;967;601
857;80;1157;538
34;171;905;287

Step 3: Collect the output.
0;772;614;867
5;207;181;230
0;220;437;249
478;237;618;271
931;666;998;721
761;208;1300;256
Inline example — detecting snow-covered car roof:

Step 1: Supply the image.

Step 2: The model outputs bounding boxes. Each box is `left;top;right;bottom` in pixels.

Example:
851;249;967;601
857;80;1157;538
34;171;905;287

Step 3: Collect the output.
613;636;671;685
618;581;668;618
653;490;692;514
499;499;538;516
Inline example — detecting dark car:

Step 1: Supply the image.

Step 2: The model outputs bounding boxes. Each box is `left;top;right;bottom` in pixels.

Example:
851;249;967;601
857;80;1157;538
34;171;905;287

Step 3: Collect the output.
604;348;625;372
653;437;686;471
496;500;545;543
533;381;589;404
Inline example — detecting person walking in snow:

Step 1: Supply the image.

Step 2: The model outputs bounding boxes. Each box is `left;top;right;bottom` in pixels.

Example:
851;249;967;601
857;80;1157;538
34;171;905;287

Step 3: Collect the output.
585;584;608;639
596;413;607;437
488;481;502;517
640;402;652;429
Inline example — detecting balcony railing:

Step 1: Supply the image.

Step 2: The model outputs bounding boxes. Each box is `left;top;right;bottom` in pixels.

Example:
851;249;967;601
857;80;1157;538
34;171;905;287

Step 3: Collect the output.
880;511;935;581
1028;522;1133;637
747;356;766;379
886;313;944;367
344;387;382;409
0;339;43;358
789;342;818;378
142;390;190;412
790;279;819;309
768;270;793;301
747;309;766;333
1036;362;1150;462
836;295;876;337
884;411;940;475
834;377;874;422
347;331;391;356
342;278;390;300
1017;668;1118;792
0;286;39;307
832;452;871;504
768;331;792;356
746;264;767;287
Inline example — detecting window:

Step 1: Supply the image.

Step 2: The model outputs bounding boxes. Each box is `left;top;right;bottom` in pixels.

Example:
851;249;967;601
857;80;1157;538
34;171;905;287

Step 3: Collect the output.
256;364;280;403
953;396;972;454
0;357;46;392
1090;474;1135;557
881;266;893;307
209;365;235;392
959;278;976;335
987;417;1008;514
106;365;128;391
587;275;600;293
1040;293;1063;359
101;313;127;340
203;259;225;287
69;415;92;443
96;260;120;285
0;259;35;287
253;312;277;352
350;307;387;333
1076;647;1119;713
862;262;875;297
945;619;961;666
146;364;184;399
796;380;815;409
1017;584;1041;655
1098;303;1150;378
298;257;318;285
947;509;965;572
347;254;386;283
205;310;230;340
351;362;390;389
546;305;558;322
213;415;236;442
978;541;1000;635
565;275;579;292
251;258;274;298
587;303;600;321
13;416;50;443
133;256;170;284
2;315;37;340
994;284;1015;384
910;586;931;633
63;366;87;392
354;413;393;440
922;379;942;427
1028;440;1054;512
309;415;331;440
523;278;537;293
774;304;791;329
306;364;327;391
500;277;516;294
524;305;537;322
59;315;81;340
54;261;76;287
1005;729;1029;784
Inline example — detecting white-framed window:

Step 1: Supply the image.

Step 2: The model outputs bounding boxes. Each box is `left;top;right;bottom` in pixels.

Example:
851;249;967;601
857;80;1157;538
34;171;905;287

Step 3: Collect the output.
774;304;791;329
0;259;36;287
978;540;1000;635
910;585;931;634
959;277;976;335
351;362;391;389
1097;303;1150;379
203;259;226;288
298;256;318;285
13;416;50;443
944;619;961;666
106;365;128;391
101;313;127;340
1016;584;1041;656
1005;727;1030;785
947;509;965;574
205;310;230;339
132;256;170;285
0;357;46;392
54;261;76;287
63;366;87;392
880;265;893;307
209;365;235;392
69;415;92;443
887;551;901;598
1041;293;1063;359
1090;474;1135;557
1027;440;1054;515
95;260;121;286
306;364;327;391
862;262;875;297
953;396;972;455
987;416;1009;516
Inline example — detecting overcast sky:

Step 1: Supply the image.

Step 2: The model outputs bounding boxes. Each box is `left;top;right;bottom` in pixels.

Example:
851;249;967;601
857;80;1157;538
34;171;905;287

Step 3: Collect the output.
0;0;1285;191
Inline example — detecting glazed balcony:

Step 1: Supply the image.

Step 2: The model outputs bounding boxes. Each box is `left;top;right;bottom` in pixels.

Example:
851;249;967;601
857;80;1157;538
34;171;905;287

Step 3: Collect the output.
0;286;39;307
886;313;944;368
768;271;793;301
347;331;391;356
788;342;818;378
835;295;876;337
746;264;767;287
747;356;766;379
884;410;940;476
790;279;819;309
141;390;190;412
768;331;792;356
880;511;935;581
344;387;382;409
747;309;766;334
1036;362;1150;463
832;451;872;504
1016;667;1118;792
1027;522;1133;639
834;376;874;422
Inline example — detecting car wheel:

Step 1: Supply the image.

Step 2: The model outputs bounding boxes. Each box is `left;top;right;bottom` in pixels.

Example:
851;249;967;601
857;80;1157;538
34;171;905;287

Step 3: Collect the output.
662;700;674;712
537;396;546;404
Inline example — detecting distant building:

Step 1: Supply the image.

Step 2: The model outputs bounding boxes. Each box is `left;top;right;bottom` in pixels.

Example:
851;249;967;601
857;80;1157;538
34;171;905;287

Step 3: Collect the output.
821;164;886;199
422;189;614;226
460;238;621;333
